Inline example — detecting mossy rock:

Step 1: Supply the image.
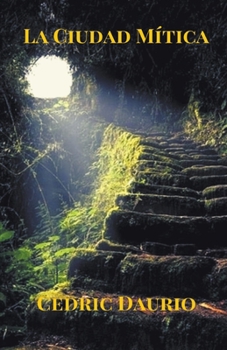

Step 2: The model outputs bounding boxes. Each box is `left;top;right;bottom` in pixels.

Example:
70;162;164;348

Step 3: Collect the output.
164;147;185;153
68;250;126;291
217;157;227;166
139;138;165;149
137;160;181;173
202;185;227;199
140;146;181;164
26;299;227;350
68;250;217;298
190;175;227;191
180;159;223;167
104;209;227;247
129;182;200;198
115;255;215;298
210;259;227;300
182;165;227;177
160;312;227;350
191;154;220;160
136;172;190;188
116;193;204;216
95;239;141;254
196;147;218;155
204;197;227;215
141;241;172;255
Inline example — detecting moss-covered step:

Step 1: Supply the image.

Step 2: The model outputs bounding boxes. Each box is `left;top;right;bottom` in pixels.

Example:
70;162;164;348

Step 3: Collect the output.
202;184;227;199
113;254;216;298
136;172;190;188
164;147;186;153
116;193;204;216
167;141;195;147
139;149;187;162
188;154;220;160
26;286;227;350
204;197;227;216
67;250;227;300
139;139;165;149
138;159;183;172
190;175;227;191
167;136;196;144
129;182;201;198
166;147;202;154
163;152;190;160
140;145;182;159
179;159;226;167
195;147;218;155
104;209;227;247
217;157;227;166
182;165;227;177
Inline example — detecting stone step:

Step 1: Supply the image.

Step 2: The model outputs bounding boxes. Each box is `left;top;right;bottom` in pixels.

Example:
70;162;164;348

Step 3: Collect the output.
129;182;201;198
165;152;190;160
140;139;165;149
68;250;227;301
204;197;227;215
190;154;220;160
138;160;182;173
196;147;218;155
136;172;190;188
117;193;227;217
217;157;227;166
105;209;227;247
167;136;194;144
139;150;184;163
182;165;227;177
116;194;204;216
157;141;169;147
202;185;227;199
145;132;167;137
167;148;204;154
164;147;187;153
168;152;219;162
180;159;227;167
190;175;227;191
168;142;196;148
27;286;227;350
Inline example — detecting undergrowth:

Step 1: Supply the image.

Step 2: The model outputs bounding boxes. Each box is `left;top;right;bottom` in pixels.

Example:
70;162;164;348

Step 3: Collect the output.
61;124;142;247
183;100;227;154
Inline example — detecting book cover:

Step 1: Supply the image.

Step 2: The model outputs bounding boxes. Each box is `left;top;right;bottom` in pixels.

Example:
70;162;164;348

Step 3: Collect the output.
0;1;227;349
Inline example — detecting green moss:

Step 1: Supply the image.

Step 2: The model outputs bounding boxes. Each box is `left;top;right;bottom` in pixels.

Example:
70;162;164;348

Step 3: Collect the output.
95;238;140;254
204;197;227;215
116;255;216;297
140;146;180;164
136;172;190;187
116;193;202;216
202;185;227;199
61;125;143;246
183;100;227;154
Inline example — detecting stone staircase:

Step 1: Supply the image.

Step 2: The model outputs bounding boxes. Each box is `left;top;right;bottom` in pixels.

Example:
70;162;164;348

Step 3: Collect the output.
105;131;227;249
28;131;227;350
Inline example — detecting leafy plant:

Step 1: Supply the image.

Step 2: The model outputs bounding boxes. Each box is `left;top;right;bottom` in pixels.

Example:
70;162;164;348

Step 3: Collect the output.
61;124;143;246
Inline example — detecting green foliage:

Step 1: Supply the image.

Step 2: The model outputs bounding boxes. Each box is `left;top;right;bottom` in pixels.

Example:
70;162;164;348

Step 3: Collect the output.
0;223;32;329
183;101;227;153
0;224;14;243
61;124;142;246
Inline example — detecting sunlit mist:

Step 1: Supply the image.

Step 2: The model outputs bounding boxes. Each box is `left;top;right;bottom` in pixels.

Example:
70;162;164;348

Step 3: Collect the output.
26;56;73;98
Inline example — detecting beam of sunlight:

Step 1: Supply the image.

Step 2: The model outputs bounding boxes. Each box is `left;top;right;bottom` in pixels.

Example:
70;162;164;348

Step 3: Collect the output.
26;56;73;99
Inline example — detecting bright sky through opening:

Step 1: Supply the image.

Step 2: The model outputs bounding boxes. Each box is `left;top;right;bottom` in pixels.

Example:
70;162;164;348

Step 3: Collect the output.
26;56;73;98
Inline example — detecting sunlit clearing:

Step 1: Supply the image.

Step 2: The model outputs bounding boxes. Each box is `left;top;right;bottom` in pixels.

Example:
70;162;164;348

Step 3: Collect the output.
26;56;73;98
